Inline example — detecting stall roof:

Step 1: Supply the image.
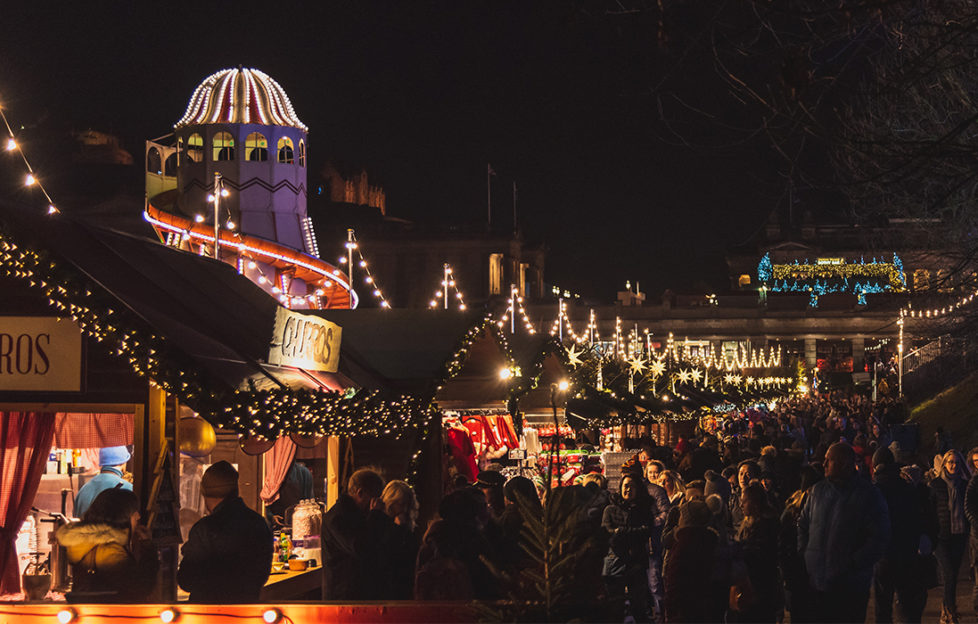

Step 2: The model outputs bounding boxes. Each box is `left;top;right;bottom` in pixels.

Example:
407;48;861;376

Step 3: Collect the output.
309;309;503;395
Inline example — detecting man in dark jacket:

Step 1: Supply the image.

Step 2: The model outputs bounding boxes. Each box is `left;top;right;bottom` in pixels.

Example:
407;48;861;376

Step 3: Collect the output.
799;442;890;623
321;468;392;600
872;447;929;623
177;461;273;603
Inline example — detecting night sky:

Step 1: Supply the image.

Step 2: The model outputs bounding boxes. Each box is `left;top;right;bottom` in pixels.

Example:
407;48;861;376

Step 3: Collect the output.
2;1;783;300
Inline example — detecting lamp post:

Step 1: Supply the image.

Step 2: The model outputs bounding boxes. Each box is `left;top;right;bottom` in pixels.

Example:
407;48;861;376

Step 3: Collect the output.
549;380;569;491
207;172;232;259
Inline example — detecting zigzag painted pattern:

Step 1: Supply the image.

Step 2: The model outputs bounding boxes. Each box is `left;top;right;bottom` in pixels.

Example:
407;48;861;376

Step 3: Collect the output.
183;177;307;195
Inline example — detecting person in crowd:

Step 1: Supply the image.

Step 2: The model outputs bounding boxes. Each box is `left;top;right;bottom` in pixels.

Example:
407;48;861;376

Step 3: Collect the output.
497;475;542;571
602;473;655;622
56;488;157;603
265;459;314;527
415;486;496;600
660;470;685;505
380;479;421;600
476;469;507;518
73;446;132;518
931;449;969;624
320;467;392;600
177;461;272;603
965;450;978;623
734;481;782;623
798;441;890;623
663;499;750;623
779;465;821;623
873;446;930;623
731;460;760;532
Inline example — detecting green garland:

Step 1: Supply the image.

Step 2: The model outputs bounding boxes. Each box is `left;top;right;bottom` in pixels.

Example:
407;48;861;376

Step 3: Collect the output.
0;233;435;438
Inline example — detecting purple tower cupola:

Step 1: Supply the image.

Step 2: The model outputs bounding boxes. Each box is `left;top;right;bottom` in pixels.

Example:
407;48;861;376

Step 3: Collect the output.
173;68;315;254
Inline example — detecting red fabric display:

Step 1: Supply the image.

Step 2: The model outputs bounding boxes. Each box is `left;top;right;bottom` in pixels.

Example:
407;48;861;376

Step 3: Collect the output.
0;412;56;595
446;427;478;482
53;412;133;449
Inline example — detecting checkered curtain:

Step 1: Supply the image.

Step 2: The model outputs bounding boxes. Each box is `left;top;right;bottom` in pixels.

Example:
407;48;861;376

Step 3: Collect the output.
53;413;133;449
0;412;55;595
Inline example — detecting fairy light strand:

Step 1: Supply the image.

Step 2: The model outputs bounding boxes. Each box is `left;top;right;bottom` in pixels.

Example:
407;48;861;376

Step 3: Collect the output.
0;104;59;215
429;263;467;310
338;231;390;308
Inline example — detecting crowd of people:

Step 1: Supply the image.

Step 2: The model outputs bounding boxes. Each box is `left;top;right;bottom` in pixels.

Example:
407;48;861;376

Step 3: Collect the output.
52;390;978;624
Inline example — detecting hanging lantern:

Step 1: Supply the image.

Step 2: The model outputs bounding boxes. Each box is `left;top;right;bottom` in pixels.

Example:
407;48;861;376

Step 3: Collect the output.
240;435;276;456
179;417;217;457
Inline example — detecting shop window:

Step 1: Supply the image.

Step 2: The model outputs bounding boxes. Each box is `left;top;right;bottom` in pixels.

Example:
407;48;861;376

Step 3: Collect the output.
298;140;306;167
913;269;930;292
164;153;177;176
278;137;294;164
146;147;162;174
246;132;268;162
489;253;503;295
187;133;203;162
213;131;235;161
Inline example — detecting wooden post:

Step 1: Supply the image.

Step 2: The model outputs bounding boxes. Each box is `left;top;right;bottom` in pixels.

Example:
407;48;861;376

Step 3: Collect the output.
326;436;340;508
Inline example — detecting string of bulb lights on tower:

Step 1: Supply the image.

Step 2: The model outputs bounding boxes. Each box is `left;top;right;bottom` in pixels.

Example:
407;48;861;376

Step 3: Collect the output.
338;229;391;308
1;103;59;215
429;263;467;310
496;284;536;334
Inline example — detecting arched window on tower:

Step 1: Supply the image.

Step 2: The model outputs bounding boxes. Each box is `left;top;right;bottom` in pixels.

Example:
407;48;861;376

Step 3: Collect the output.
278;137;294;164
146;147;162;174
213;132;235;161
187;133;203;162
298;140;306;167
164;153;177;176
246;132;268;161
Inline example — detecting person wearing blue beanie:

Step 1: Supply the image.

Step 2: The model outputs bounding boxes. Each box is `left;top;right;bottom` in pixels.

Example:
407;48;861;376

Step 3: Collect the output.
73;445;133;518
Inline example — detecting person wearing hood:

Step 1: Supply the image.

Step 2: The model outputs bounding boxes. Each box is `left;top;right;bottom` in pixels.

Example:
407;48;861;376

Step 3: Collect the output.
798;441;890;623
873;446;930;623
779;465;821;623
602;473;655;622
73;446;132;518
933;449;969;623
55;488;158;602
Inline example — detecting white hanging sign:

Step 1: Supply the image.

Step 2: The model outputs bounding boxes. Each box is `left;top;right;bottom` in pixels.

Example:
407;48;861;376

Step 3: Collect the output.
0;317;82;392
268;308;342;372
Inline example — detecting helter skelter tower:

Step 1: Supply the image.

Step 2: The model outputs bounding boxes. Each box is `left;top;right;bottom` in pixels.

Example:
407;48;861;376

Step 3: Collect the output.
144;67;356;309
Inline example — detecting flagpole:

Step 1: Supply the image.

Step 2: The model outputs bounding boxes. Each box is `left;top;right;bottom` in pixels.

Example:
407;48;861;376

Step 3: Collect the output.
487;163;492;228
513;181;518;234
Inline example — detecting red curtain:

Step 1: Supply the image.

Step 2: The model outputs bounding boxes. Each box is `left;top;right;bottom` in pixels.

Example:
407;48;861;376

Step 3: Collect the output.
260;436;297;505
54;412;133;449
0;412;56;595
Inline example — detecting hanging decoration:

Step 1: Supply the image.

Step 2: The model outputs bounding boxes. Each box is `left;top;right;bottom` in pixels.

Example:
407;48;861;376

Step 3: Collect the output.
0;104;59;215
428;263;467;310
758;253;906;307
338;230;390;308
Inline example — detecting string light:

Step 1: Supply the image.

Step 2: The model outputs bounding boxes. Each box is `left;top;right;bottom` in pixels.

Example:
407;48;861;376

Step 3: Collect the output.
339;230;390;308
902;290;978;319
429;263;467;310
496;284;535;334
175;67;308;131
0;104;59;214
758;253;906;307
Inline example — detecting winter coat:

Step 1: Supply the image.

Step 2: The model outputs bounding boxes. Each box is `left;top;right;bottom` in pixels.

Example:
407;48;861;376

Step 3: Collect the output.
55;522;157;602
931;473;968;540
321;494;394;600
73;468;132;519
414;518;495;600
875;465;926;562
736;514;783;622
177;496;272;603
601;493;655;575
663;525;739;623
798;475;890;592
964;473;978;540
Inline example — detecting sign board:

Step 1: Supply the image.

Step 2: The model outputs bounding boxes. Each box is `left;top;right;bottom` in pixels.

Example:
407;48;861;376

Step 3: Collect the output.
268;308;342;372
508;449;527;460
0;316;82;392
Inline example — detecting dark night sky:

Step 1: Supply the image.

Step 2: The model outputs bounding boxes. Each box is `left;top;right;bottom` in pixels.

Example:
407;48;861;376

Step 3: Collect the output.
1;1;782;300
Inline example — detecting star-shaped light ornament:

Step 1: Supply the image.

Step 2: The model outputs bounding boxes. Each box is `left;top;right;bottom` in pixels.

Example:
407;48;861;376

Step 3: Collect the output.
649;360;666;379
746;376;756;385
689;368;703;384
723;373;738;384
565;344;585;368
731;374;743;385
627;357;647;375
676;369;692;384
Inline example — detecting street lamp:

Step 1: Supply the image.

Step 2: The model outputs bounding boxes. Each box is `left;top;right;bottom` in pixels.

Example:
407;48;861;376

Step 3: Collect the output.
549;380;569;490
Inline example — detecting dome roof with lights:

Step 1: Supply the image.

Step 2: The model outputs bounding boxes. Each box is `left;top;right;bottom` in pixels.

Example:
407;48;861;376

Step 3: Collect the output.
174;67;308;131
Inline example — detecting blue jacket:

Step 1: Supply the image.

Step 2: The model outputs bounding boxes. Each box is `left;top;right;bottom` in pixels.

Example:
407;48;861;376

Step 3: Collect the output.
798;475;889;591
74;468;132;518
